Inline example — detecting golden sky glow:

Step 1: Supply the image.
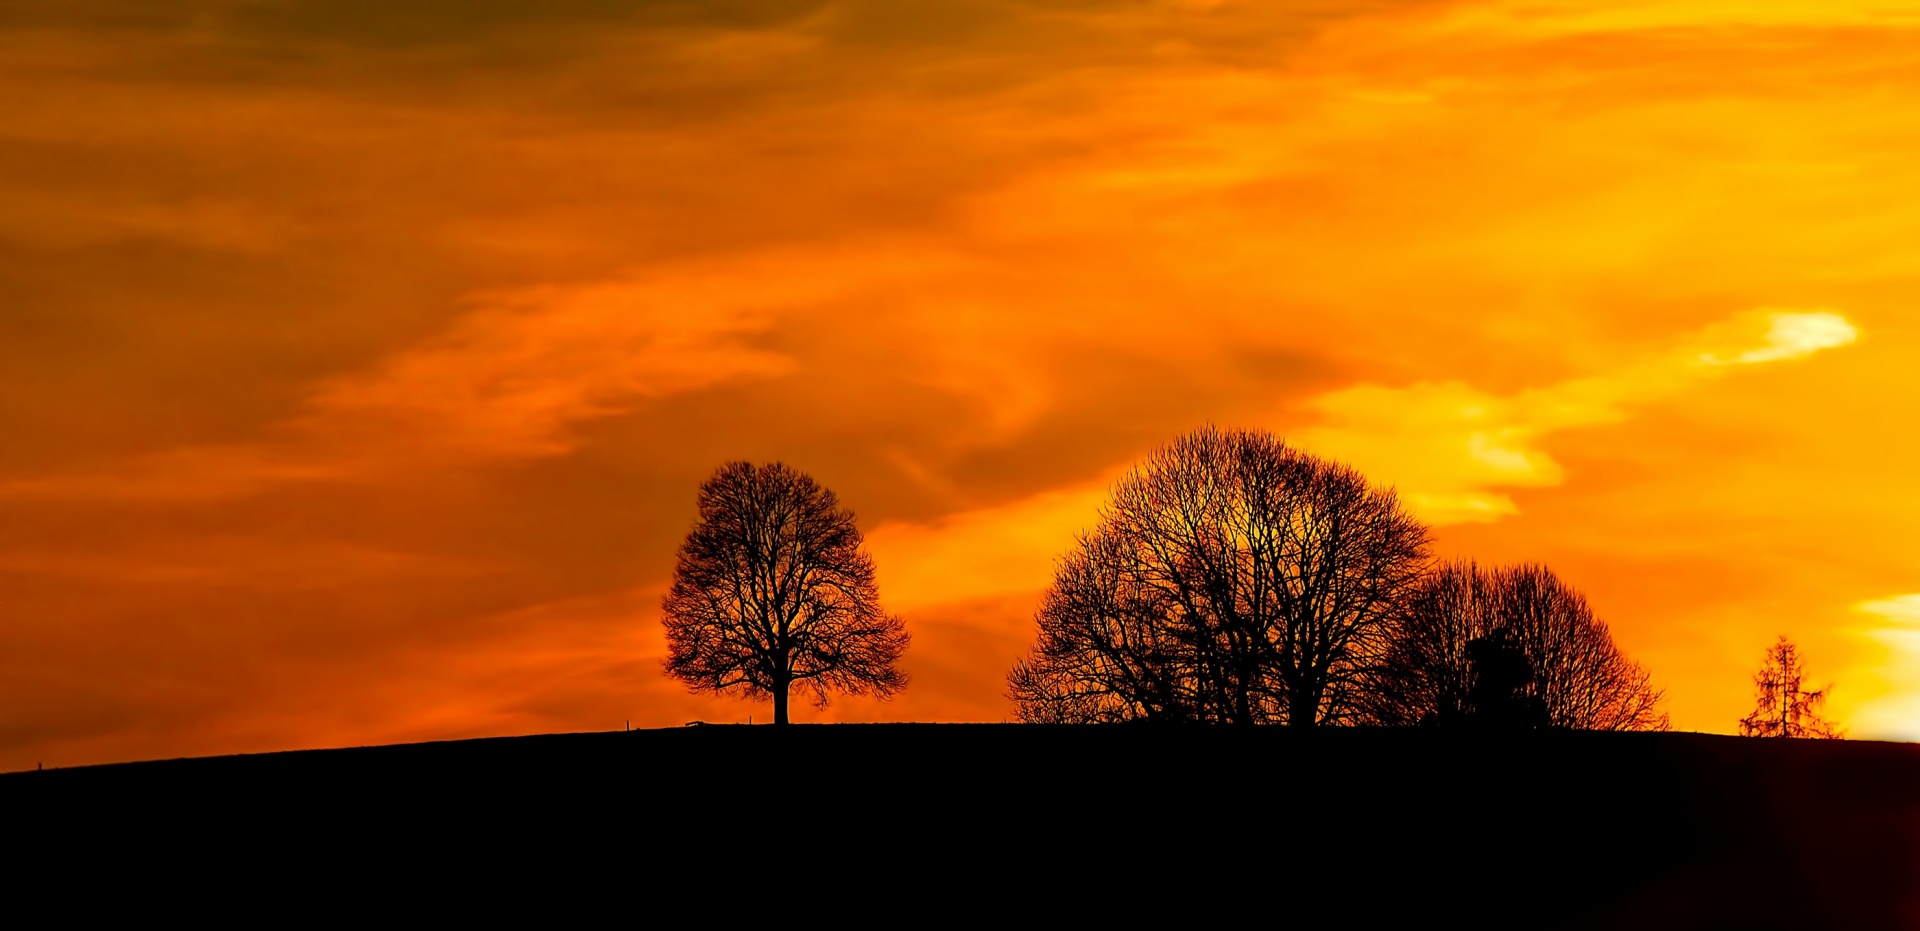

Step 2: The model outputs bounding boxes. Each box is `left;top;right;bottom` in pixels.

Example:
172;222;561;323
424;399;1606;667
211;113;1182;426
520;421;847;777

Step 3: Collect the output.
5;0;1920;767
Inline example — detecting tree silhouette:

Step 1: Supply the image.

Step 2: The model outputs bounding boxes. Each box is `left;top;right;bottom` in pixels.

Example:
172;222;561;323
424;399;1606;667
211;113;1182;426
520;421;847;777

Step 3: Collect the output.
1461;629;1550;730
662;462;909;724
1370;562;1667;730
1738;636;1842;739
1008;426;1431;726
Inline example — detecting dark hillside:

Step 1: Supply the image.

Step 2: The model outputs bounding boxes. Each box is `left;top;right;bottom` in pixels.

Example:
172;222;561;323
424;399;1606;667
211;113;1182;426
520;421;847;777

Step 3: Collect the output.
8;727;1917;926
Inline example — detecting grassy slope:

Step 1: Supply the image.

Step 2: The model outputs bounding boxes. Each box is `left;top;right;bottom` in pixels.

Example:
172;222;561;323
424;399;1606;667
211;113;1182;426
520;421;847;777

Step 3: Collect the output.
8;726;1917;926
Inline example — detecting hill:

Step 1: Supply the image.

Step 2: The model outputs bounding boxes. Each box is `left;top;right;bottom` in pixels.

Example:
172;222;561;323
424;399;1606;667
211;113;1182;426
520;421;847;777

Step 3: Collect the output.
8;726;1917;926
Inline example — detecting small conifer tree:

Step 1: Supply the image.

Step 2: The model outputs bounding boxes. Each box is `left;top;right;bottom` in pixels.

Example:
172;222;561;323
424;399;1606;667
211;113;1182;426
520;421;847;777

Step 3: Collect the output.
1738;636;1843;739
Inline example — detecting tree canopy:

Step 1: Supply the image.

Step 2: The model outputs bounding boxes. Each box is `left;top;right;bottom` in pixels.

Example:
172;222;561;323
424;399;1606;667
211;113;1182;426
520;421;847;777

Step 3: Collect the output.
662;461;910;724
1371;562;1667;731
1008;426;1431;726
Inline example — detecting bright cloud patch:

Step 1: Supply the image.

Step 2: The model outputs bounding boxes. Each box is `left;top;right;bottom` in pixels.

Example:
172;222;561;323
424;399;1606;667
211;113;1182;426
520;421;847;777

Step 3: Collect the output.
1860;594;1920;623
1700;311;1859;366
1848;595;1920;741
1295;308;1859;525
1446;0;1920;37
865;483;1111;612
1293;383;1557;524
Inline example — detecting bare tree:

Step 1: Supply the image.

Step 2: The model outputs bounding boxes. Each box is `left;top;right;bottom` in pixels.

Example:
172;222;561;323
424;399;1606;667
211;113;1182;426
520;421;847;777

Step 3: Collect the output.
662;462;910;724
1738;636;1842;739
1371;562;1668;730
1008;426;1431;726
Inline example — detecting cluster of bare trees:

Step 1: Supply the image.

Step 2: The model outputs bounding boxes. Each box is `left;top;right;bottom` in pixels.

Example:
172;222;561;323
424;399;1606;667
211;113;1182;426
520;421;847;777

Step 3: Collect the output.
1372;563;1668;730
655;427;1673;731
1005;427;1429;726
1007;426;1669;730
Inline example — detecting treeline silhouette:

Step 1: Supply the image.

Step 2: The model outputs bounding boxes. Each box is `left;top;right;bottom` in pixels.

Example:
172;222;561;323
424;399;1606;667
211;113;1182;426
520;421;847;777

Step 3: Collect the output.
7;430;1893;921
1008;426;1668;729
658;423;1845;735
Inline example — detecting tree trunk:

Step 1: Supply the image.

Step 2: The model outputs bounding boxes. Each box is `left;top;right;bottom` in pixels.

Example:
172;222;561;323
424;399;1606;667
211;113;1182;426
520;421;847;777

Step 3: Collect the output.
773;677;791;725
1289;683;1319;728
1232;679;1255;726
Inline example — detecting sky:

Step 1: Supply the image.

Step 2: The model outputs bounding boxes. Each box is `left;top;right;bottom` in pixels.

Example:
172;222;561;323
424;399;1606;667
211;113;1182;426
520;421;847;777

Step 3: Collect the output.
4;0;1919;769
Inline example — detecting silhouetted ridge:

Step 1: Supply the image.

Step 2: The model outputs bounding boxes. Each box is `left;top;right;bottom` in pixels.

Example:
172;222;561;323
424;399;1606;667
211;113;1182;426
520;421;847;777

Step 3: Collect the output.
8;727;1917;927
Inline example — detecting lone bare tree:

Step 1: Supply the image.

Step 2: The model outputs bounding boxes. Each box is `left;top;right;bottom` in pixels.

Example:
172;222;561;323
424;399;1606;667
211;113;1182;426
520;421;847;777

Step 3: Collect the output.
1369;562;1667;730
1738;636;1842;738
1008;426;1431;726
662;462;910;724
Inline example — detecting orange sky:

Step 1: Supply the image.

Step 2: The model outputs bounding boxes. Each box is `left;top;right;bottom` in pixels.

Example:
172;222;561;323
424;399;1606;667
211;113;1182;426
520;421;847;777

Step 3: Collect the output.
4;0;1919;769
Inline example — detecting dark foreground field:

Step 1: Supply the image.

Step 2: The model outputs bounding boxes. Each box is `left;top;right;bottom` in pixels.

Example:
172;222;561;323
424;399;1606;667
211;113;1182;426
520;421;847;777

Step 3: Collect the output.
8;726;1918;926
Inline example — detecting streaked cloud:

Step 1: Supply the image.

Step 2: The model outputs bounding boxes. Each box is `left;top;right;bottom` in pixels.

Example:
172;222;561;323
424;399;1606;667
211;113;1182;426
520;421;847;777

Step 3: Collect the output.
1861;595;1920;623
0;251;885;498
297;257;812;463
1698;310;1858;366
1293;309;1860;525
1847;595;1920;741
1438;0;1920;36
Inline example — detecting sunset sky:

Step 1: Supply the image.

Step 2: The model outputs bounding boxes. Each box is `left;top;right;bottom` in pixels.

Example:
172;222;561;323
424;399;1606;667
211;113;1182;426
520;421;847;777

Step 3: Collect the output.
5;0;1920;769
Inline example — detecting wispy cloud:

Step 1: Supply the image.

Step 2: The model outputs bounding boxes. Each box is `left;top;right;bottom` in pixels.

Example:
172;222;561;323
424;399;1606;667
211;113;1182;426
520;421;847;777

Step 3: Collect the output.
1437;0;1920;36
0;250;914;499
1698;311;1857;366
1293;309;1860;525
297;265;802;462
1848;595;1920;741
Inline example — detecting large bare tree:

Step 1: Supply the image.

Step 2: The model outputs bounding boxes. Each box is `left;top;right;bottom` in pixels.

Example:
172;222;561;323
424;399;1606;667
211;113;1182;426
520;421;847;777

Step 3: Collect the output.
1370;562;1668;730
1009;426;1431;726
662;462;910;724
